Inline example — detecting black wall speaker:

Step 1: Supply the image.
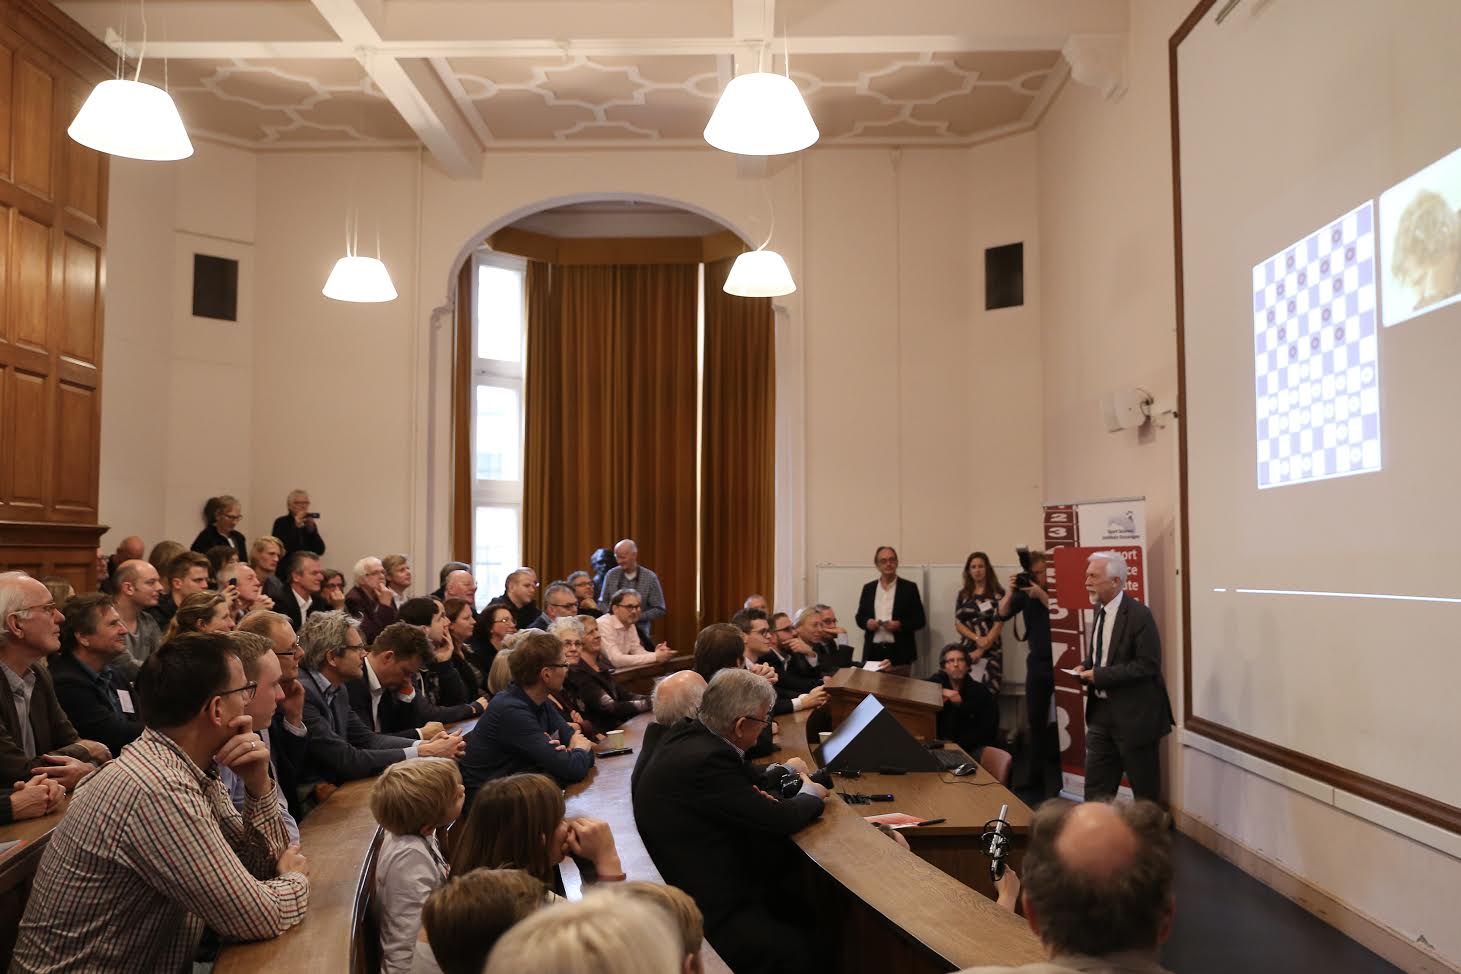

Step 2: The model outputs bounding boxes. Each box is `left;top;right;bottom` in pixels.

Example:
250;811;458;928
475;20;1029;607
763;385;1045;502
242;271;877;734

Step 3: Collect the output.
193;253;239;322
985;242;1024;310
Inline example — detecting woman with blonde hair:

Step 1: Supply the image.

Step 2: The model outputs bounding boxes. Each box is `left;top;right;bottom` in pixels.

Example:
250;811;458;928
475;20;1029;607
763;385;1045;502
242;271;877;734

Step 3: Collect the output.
162;590;234;643
484;888;684;974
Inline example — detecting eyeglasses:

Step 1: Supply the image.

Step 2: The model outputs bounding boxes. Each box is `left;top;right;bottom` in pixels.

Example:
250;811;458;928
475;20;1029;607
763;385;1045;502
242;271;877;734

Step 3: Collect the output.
218;681;258;703
544;661;571;669
618;604;642;613
548;602;578;611
771;626;792;636
12;602;58;617
739;712;774;728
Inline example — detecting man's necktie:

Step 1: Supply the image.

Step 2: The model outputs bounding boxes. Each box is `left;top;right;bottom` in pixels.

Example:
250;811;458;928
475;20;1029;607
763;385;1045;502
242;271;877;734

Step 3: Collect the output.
1092;605;1106;668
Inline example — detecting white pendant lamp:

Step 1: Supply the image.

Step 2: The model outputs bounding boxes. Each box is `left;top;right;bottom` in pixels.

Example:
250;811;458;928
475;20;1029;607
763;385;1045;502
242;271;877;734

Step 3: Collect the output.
323;254;398;303
704;71;818;156
724;248;796;298
69;78;193;161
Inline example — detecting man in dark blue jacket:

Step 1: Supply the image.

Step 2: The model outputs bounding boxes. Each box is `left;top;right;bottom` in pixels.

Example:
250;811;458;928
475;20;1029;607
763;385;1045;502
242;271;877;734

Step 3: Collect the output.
52;595;143;758
460;629;594;809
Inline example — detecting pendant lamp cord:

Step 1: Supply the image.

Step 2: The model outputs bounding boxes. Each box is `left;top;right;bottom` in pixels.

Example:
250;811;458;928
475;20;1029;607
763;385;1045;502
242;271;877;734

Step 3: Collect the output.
759;179;775;251
133;0;147;82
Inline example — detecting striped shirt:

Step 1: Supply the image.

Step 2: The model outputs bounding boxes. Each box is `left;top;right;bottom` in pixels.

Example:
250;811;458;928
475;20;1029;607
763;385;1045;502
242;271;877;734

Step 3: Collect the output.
11;728;309;973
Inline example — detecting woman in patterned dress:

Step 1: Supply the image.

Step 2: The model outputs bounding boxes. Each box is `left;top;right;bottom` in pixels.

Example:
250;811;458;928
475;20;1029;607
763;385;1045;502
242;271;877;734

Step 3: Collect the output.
954;551;1006;693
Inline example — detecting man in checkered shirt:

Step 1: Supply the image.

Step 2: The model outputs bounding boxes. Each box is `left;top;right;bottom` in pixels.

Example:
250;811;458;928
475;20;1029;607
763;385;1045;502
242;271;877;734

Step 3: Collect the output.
10;632;310;972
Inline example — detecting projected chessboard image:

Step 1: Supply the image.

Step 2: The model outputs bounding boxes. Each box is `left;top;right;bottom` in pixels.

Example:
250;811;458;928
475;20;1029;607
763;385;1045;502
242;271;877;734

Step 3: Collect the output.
1251;200;1381;489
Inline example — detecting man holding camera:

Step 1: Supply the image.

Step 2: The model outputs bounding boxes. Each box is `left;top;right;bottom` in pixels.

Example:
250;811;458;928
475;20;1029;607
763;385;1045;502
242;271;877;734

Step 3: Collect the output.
999;549;1055;798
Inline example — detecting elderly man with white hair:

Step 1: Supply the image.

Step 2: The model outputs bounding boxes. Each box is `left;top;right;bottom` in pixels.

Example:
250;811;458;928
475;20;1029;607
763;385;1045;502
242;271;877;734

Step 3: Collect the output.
344;556;399;644
597;539;666;638
219;562;274;620
1073;551;1173;803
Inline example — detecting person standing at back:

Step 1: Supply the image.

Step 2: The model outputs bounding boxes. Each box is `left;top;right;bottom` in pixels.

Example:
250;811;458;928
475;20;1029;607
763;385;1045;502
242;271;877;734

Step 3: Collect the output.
191;495;248;563
597;540;666;639
271;489;326;561
855;546;926;675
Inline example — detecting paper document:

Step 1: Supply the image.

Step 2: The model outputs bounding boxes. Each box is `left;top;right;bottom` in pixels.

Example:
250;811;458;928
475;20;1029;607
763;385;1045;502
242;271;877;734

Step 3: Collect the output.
863;812;925;829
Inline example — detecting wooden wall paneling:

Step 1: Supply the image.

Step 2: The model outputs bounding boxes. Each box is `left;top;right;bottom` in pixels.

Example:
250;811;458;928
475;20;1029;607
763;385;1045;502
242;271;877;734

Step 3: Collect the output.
10;55;52;200
0;41;12;180
52;378;95;512
7;366;46;509
59;233;96;363
11;212;48;350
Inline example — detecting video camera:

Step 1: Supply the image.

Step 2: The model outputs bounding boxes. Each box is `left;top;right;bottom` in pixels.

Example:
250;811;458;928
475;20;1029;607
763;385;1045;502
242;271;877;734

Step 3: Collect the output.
1014;547;1035;590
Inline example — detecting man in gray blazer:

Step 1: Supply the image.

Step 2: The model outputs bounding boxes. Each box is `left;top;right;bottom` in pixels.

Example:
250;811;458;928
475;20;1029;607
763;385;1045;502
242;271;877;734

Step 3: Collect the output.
1074;552;1174;803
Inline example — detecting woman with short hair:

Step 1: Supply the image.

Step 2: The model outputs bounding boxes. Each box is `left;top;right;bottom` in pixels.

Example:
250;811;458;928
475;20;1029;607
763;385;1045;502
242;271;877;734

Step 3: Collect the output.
190;495;247;562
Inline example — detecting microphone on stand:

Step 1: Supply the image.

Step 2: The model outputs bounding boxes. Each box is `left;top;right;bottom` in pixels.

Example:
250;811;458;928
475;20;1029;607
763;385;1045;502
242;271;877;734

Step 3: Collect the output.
982;803;1011;883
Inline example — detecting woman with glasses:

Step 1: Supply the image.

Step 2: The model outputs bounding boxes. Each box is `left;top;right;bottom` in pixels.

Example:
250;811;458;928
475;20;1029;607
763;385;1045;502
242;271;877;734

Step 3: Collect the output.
319;569;348;611
598;590;674;669
190;494;248;562
471;603;517;680
542;618;599;740
558;617;648;735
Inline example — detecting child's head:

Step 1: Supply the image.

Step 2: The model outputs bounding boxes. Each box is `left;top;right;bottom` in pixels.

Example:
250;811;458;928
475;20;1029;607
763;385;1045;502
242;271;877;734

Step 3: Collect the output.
369;757;464;835
422;868;548;974
618;882;704;974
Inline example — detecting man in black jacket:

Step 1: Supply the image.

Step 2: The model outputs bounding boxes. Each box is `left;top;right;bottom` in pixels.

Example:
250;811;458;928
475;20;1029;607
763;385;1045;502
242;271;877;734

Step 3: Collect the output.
630;669;705;795
346;622;480;736
1074;551;1174;803
270;489;326;564
855;546;926;673
236;609;309;822
635;668;828;974
52;594;143;758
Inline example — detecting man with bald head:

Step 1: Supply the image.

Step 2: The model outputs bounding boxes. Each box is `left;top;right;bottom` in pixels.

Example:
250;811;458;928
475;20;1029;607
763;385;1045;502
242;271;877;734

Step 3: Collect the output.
598;539;666;639
631;669;706;795
962;799;1175;974
109;559;164;680
486;567;539;631
101;536;145;593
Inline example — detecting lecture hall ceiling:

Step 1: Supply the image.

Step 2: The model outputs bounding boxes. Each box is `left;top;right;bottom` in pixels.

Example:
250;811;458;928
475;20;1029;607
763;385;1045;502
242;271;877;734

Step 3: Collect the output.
54;0;1129;174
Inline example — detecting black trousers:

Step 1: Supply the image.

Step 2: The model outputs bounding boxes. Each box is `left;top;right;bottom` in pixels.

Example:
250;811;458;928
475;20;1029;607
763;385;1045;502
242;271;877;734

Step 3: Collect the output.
1023;671;1055;791
1083;705;1162;802
709;904;815;974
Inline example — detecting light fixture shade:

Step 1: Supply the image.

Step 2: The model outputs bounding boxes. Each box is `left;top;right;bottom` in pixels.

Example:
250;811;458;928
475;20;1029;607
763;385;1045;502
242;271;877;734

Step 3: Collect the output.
723;249;796;297
704;72;819;156
67;79;194;161
323;255;398;303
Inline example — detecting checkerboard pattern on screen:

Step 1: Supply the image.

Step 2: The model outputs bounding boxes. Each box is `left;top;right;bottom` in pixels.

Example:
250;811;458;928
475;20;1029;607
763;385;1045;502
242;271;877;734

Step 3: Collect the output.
1251;200;1381;489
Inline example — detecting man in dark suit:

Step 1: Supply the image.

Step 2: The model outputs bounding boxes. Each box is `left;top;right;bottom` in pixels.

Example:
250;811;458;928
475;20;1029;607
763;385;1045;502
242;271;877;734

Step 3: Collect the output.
630;669;705;795
236;608;310;822
296;609;463;786
342;556;397;644
52;594;144;759
855;545;927;674
635;668;828;974
277;550;329;634
270;489;327;563
1075;551;1173;803
345;622;479;737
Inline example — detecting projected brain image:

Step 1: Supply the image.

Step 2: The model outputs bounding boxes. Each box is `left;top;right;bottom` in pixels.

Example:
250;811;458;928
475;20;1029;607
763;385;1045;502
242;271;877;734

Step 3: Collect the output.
1379;145;1461;328
1251;200;1381;489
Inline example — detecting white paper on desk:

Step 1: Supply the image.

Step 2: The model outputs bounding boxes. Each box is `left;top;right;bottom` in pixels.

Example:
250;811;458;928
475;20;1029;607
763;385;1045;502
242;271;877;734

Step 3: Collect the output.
863;660;883;671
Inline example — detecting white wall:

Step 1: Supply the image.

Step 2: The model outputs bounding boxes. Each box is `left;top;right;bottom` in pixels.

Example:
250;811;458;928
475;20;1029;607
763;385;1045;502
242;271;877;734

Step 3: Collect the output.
1036;0;1461;967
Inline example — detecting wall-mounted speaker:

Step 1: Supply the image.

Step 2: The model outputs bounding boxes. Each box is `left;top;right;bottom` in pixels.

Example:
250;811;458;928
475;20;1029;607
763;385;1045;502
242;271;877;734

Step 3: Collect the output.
985;242;1024;310
192;253;239;322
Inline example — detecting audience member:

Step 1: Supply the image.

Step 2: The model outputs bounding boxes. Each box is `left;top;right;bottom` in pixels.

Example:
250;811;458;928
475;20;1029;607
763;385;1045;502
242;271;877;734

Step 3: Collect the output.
443;597;487;696
52;594;143;757
855;545;926;675
111;559;164;676
561;615;650;733
599;589;673;668
634;668;827;974
469;602;516;678
961;800;1176;974
152;550;211;628
631;669;705;795
250;535;289;601
206;543;240;587
451;772;624;889
528;580;580;632
998;550;1056;796
191;494;248;562
566;570;604;617
10;632;309;972
441;569;476;605
220;631;302;842
544;618;598;739
0;573;108;790
430;561;469;600
589;547;615;595
812;604;855;674
396;600;489;720
773;608;826;694
146;539;186;586
163;590;236;642
484;888;682;974
955;551;1007;693
382;554;412;607
598;539;666;638
419;868;548;974
348;621;477;736
320;568;348;611
345;556;399;643
102;535;145;593
369;757;464;974
619;881;706;974
742;593;769;614
279;551;328;632
0;772;64;825
271;489;327;560
297;611;455;785
459;631;594;807
733;611;823;716
237;609;310;821
40;576;75;607
222;561;276;617
928;643;999;756
485;567;539;630
486;642;516;695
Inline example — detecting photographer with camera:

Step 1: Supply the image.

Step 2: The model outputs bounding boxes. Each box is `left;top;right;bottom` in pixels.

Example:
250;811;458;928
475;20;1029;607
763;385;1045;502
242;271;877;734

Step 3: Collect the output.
999;548;1055;798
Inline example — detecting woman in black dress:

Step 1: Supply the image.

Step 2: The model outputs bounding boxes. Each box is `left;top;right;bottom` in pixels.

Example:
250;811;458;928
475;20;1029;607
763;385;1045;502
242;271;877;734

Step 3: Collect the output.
564;617;650;733
926;643;998;756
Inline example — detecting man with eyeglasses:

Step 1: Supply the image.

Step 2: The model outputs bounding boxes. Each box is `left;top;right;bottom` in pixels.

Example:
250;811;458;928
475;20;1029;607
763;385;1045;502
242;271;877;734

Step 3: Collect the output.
598;539;666;639
732;609;827;716
526;581;581;632
599;589;674;668
634;667;827;974
11;631;310;972
237;610;311;821
0;573;110;793
220;630;301;843
460;630;595;810
344;556;399;644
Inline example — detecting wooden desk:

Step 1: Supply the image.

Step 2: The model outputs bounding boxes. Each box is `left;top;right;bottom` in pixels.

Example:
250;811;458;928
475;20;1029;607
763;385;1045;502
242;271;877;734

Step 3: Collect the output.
612;654;691;695
563;714;731;974
215;779;379;973
822;668;944;742
0;809;63;966
775;712;1043;972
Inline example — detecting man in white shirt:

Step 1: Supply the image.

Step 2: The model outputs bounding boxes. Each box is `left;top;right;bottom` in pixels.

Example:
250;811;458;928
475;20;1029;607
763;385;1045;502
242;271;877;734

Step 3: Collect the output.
221;631;302;842
281;552;326;633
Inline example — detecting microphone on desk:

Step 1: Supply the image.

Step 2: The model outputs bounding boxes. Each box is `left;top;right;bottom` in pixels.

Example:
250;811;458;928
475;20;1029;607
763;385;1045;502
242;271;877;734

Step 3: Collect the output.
982;803;1011;883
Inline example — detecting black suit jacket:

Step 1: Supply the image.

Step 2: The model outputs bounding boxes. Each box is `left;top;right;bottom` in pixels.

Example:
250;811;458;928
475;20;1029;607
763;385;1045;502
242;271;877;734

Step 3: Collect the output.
634;720;823;932
299;669;416;783
813;639;853;675
0;662;94;784
47;653;143;759
630;719;672;795
191;526;248;563
270;514;326;564
765;647;822;695
270;710;308;821
345;663;476;738
277;589;329;634
855;576;927;665
1086;596;1174;745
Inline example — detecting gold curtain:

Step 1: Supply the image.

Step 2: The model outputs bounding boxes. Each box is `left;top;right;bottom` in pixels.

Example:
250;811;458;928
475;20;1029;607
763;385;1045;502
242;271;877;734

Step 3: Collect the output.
700;258;776;625
522;262;700;652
